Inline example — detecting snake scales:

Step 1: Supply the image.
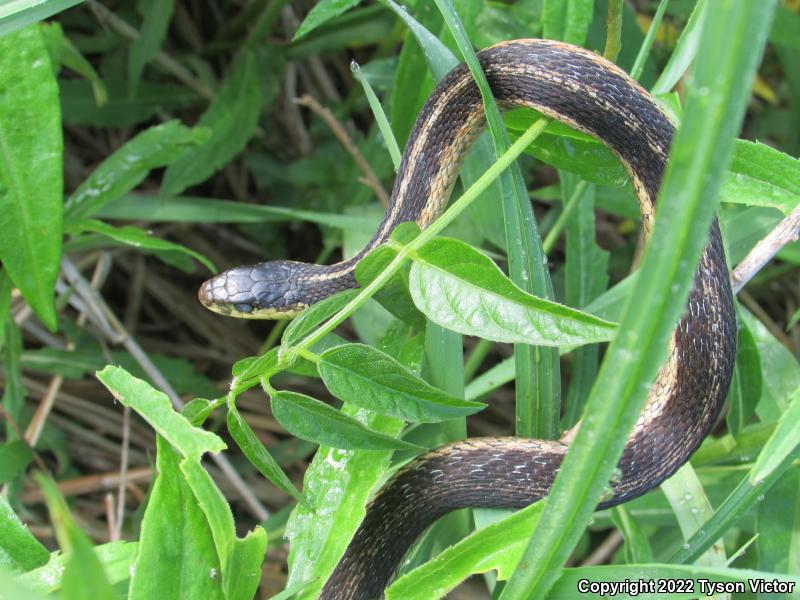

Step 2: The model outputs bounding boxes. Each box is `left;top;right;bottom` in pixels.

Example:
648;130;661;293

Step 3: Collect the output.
199;39;737;600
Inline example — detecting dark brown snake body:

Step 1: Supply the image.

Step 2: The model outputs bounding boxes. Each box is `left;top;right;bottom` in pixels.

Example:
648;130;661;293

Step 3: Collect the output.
199;40;737;600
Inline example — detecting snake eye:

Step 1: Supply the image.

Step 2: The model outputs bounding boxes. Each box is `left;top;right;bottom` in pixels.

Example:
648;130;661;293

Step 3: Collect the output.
234;303;253;314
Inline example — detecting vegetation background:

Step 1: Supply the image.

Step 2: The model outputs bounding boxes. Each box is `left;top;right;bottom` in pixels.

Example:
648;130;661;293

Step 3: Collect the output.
0;0;799;598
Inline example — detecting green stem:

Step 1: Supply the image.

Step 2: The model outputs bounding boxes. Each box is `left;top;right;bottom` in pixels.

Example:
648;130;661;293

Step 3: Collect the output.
294;118;550;353
463;338;494;382
630;0;670;81
542;180;589;255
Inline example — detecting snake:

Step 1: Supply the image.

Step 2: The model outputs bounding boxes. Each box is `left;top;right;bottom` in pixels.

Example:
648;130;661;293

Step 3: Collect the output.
198;39;737;600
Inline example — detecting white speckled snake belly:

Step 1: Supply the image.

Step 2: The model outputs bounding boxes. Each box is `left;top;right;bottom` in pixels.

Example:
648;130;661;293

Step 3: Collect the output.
200;39;737;600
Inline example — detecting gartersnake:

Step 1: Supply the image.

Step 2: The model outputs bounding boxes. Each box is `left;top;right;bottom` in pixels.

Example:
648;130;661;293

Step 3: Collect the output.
199;39;736;600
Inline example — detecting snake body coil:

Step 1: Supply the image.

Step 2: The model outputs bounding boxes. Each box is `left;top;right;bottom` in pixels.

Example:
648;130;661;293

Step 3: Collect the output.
200;40;736;600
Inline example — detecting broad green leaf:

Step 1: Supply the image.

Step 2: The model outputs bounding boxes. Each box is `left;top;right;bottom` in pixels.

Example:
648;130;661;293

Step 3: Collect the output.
225;528;269;600
740;307;800;421
270;390;422;451
70;219;215;273
227;401;305;504
36;475;116;600
293;0;362;40
64;121;207;223
756;468;800;577
318;343;484;422
128;0;175;93
500;4;775;598
0;0;83;36
129;437;223;600
0;25;62;331
726;313;762;438
542;0;593;46
285;408;403;599
16;541;137;594
386;502;545;599
751;384;800;483
0;440;33;485
282;289;359;346
96;365;226;461
0;494;49;572
0;571;47;600
409;238;616;345
161;50;262;196
610;505;653;564
725;139;800;215
769;4;800;49
179;459;266;600
672;435;800;564
661;463;726;568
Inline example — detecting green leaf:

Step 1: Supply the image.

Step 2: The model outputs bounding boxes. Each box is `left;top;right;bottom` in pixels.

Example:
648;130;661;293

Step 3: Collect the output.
16;541;137;595
293;0;363;40
270;390;422;451
161;50;262;196
36;475;117;600
755;468;800;577
70;219;216;273
751;384;800;483
129;437;223;600
0;0;83;36
542;0;594;46
96;365;226;461
500;3;776;598
285;408;403;599
409;238;616;346
128;0;175;93
227;401;305;504
57;28;107;106
178;459;266;600
318;343;484;422
0;25;62;331
64;121;207;223
0;493;49;573
0;440;33;485
725;139;800;215
726;312;762;438
769;4;800;49
386;502;545;599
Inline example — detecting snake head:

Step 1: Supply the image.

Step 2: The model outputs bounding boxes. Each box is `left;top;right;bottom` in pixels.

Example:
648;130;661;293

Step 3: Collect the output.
198;261;311;319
